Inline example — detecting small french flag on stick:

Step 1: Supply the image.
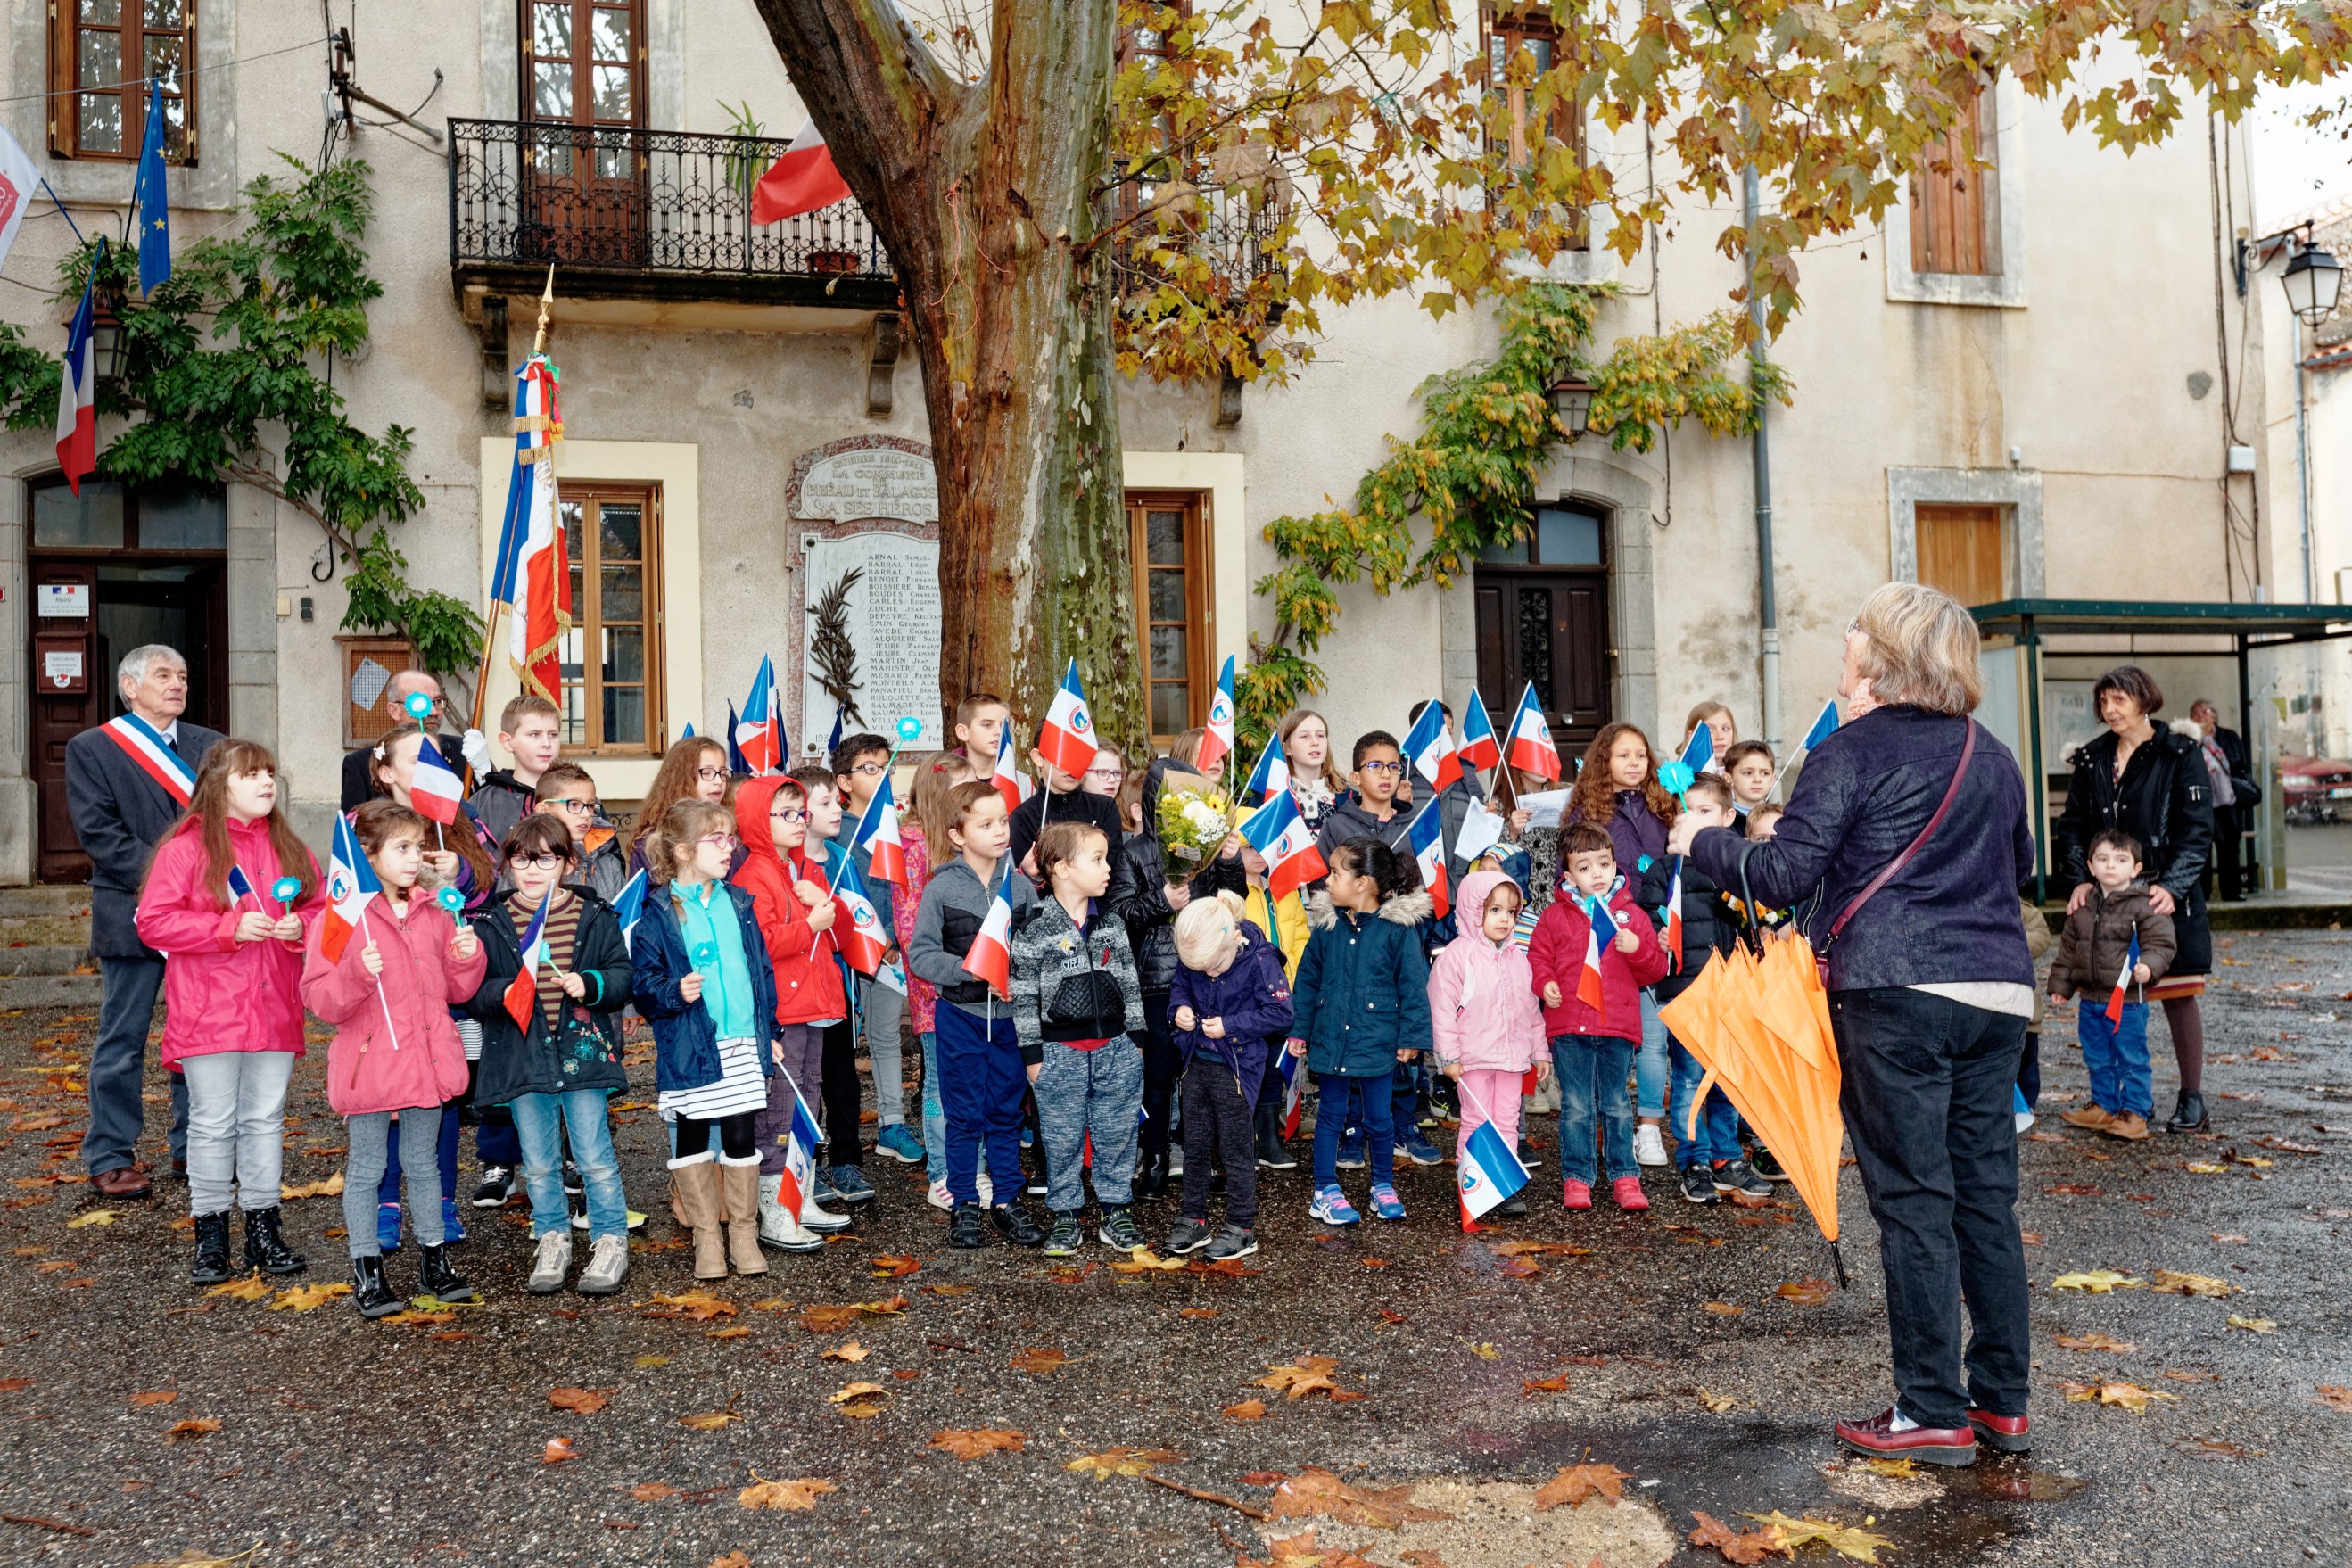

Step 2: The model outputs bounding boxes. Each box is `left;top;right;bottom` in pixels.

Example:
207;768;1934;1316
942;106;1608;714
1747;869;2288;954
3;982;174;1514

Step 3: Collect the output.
1198;656;1237;774
1577;894;1619;1011
503;887;553;1029
1457;689;1501;774
990;724;1027;813
833;858;891;977
775;1077;824;1216
2105;928;2141;1025
1241;742;1291;807
1403;700;1462;794
319;815;380;964
1407;796;1449;920
961;871;1015;1000
409;735;465;826
1275;1048;1305;1140
1506;683;1561;781
1662;856;1686;974
1238;788;1325;902
850;774;907;886
1036;659;1099;779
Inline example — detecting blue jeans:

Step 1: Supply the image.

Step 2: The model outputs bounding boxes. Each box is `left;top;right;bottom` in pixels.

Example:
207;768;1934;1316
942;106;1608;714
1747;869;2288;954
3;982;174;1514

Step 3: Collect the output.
1668;1037;1741;1168
512;1090;626;1241
84;956;186;1176
2077;1001;2152;1118
1312;1069;1395;1187
920;1030;947;1184
1555;1034;1637;1184
1635;989;1668;1118
936;1003;1025;1207
1339;1060;1419;1145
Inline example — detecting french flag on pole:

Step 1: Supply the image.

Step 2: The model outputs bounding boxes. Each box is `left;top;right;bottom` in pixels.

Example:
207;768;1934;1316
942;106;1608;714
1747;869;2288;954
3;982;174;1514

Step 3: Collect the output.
832;858;892;977
1506;682;1561;780
2105;928;2142;1025
503;887;554;1029
1661;856;1686;973
1458;1116;1531;1229
1275;1048;1305;1140
960;872;1016;1000
737;656;782;774
1239;788;1326;901
1198;656;1237;774
611;869;647;945
774;1077;824;1217
750;120;853;225
320;814;380;965
409;735;465;825
723;699;749;776
1240;742;1291;807
1799;697;1840;754
1577;894;1619;1011
54;257;97;495
1036;659;1099;778
492;354;571;706
1403;701;1462;794
1407;796;1449;920
989;724;1027;813
1679;718;1716;776
850;775;907;886
1457;689;1501;774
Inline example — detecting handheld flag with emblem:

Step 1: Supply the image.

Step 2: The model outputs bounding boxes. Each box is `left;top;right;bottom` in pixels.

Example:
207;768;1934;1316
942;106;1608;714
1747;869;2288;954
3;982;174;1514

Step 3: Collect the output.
227;866;259;909
611;869;647;946
319;814;381;964
99;710;196;806
723;699;748;775
2105;928;2142;1026
1198;656;1237;773
989;723;1027;812
849;774;907;886
1238;788;1326;901
832;858;891;976
1576;894;1619;1011
133;87;172;293
1407;796;1450;920
1240;741;1291;807
1679;719;1715;777
773;1077;825;1217
409;735;465;826
503;886;555;1029
1403;700;1463;794
54;253;98;494
737;656;782;774
1505;683;1561;780
1661;856;1686;974
1457;689;1501;774
959;871;1016;1000
1036;659;1099;779
1457;1114;1531;1228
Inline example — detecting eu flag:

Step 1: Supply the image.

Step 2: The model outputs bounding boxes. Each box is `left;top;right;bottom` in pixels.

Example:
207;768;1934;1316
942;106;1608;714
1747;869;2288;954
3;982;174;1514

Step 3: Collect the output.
135;89;171;293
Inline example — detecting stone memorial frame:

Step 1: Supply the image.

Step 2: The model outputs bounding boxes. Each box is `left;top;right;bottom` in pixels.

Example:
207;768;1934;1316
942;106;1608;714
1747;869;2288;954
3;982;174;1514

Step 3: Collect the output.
785;436;944;755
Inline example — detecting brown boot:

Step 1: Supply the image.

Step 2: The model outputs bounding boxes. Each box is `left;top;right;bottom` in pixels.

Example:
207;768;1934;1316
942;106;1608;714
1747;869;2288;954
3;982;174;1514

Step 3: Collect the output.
671;1158;727;1281
2059;1104;2114;1132
718;1160;769;1276
2100;1111;2150;1141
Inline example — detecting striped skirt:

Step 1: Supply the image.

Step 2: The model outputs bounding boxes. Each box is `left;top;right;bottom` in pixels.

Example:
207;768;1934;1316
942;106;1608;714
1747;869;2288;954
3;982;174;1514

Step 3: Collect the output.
657;1037;769;1122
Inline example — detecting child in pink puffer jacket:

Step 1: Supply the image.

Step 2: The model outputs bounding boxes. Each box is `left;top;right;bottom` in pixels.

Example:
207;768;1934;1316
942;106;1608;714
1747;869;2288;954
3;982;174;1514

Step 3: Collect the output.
1428;870;1551;1217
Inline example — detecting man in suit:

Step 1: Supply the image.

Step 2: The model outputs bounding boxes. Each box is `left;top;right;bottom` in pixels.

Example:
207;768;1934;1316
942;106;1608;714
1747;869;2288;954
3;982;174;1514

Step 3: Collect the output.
66;644;223;1197
339;669;472;811
2191;699;2255;903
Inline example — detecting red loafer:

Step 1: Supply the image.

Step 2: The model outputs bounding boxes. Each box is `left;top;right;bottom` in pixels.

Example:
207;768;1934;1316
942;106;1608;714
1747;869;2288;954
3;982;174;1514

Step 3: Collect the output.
1968;1408;2031;1454
1834;1407;1977;1467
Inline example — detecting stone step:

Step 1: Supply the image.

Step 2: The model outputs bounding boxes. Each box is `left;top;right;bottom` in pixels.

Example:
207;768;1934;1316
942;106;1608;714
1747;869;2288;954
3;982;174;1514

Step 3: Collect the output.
0;946;93;977
0;886;90;919
0;915;92;947
0;973;105;1009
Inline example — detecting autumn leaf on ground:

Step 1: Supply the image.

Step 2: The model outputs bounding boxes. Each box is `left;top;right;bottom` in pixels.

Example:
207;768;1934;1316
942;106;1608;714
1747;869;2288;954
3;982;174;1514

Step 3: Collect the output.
1110;1250;1187;1274
644;1290;738;1323
2150;1269;2232;1298
1688;1510;1787;1564
2051;1271;2145;1293
680;1409;739;1431
739;1474;837;1510
1254;1355;1346;1399
828;1382;890;1418
854;1293;910;1316
2042;1184;2103;1196
278;1174;344;1200
128;1390;179;1406
1492;1239;1592;1257
2225;1315;2278;1333
1465;1341;1500;1359
1267;1467;1453;1528
267;1283;351;1312
1065;1447;1184;1481
65;1209;116;1228
1237;1525;1382;1568
1188;1257;1260;1276
630;1481;681;1501
2062;1380;2180;1414
378;1308;457;1326
2055;1332;2138;1352
1522;1374;1572;1397
1855;1457;1920;1479
1704;1301;1744;1316
870;1255;921;1278
930;1427;1025;1459
2315;1385;2352;1412
1010;1346;1069;1374
1533;1462;1631;1509
1498;1257;1543;1278
1776;1279;1831;1306
706;1325;752;1341
202;1273;271;1302
549;1387;614;1415
541;1438;577;1464
1744;1513;1893;1563
2163;1370;2219;1384
799;1304;862;1333
163;1418;222;1444
1179;1307;1219;1319
821;1341;871;1363
1695;1387;1739;1413
2184;1161;2227;1174
1045;1264;1095;1284
1223;1399;1268;1420
922;1283;975;1296
706;1556;751;1568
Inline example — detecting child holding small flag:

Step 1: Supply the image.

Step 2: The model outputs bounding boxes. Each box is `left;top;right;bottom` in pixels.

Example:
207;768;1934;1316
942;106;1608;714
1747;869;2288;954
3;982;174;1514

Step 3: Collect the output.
1167;891;1292;1259
1528;822;1668;1211
1681;703;1737;774
135;741;323;1286
788;763;879;1207
903;752;986;1207
2049;830;2176;1142
837;732;923;1168
1564;722;1679;1168
1427;870;1548;1221
466;814;634;1294
301;801;488;1316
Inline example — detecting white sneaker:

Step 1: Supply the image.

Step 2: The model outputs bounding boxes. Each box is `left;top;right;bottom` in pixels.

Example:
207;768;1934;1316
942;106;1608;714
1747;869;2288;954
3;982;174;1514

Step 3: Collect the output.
1634;1124;1670;1168
759;1174;824;1253
577;1234;629;1294
927;1179;954;1211
526;1230;572;1293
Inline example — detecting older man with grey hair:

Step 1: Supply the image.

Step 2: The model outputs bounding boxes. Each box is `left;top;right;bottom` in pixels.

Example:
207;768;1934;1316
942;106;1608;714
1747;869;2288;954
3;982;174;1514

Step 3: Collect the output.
64;644;223;1198
340;669;479;811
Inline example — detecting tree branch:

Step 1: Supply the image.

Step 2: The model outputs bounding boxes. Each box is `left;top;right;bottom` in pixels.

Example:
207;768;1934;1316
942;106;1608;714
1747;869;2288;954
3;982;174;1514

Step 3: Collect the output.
748;0;969;203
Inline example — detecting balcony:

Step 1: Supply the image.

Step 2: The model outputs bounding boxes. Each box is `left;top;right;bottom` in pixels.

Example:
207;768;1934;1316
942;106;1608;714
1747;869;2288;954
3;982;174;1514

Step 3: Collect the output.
447;118;901;314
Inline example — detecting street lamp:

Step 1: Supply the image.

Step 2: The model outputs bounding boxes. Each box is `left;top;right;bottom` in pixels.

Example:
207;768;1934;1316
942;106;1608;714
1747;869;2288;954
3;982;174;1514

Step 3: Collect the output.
87;279;128;383
1547;371;1594;439
2282;242;2343;329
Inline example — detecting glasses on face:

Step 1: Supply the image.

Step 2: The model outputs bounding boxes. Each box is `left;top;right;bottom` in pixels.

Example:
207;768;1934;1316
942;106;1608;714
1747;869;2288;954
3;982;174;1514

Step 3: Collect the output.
552;797;599;816
1086;766;1126;781
845;762;889;778
772;806;809;823
699;833;740;850
1359;759;1406;777
694;766;727;783
510;853;565;871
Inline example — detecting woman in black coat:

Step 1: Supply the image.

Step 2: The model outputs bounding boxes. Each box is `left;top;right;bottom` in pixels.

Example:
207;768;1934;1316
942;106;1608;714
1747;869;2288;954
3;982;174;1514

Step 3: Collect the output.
2053;665;2216;1133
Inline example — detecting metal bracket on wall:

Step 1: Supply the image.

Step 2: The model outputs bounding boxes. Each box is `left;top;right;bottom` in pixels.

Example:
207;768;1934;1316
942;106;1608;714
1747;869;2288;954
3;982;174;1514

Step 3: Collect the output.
1215;371;1243;428
866;313;901;417
477;294;510;409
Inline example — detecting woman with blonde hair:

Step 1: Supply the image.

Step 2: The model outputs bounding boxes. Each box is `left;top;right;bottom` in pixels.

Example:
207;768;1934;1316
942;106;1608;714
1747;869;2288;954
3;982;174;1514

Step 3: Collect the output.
1668;582;2036;1470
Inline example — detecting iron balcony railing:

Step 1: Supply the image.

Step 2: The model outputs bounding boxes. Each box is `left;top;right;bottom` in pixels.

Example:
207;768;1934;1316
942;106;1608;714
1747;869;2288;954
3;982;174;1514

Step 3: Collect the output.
1107;161;1288;303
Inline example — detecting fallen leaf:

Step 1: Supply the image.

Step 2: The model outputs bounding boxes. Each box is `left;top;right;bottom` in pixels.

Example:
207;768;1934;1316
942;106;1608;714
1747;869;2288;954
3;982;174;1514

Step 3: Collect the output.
1267;1466;1453;1528
1704;1301;1744;1317
707;1556;751;1568
1360;1257;1389;1269
821;1341;871;1364
163;1418;221;1444
10;1114;63;1131
1696;1387;1738;1413
2019;1231;2043;1245
1855;1457;1920;1479
2174;1435;2254;1461
854;1293;909;1316
738;1475;837;1510
2212;1233;2247;1244
1498;1257;1543;1278
644;1290;738;1323
1775;1279;1831;1306
202;1273;272;1302
1065;1447;1184;1481
267;1282;351;1312
2185;1161;2228;1174
1238;1525;1382;1568
541;1437;578;1464
1187;1257;1261;1277
706;1326;753;1341
1254;1354;1347;1399
2315;1385;2352;1412
1110;1250;1186;1274
929;1427;1024;1459
630;1481;681;1501
2225;1315;2278;1334
1491;1239;1591;1257
679;1410;739;1431
921;1283;976;1296
128;1390;178;1406
633;1355;670;1369
798;1304;862;1333
278;1174;344;1200
2054;1332;2138;1352
1223;1399;1268;1421
2062;1380;2180;1414
2150;1268;2232;1298
1522;1374;1572;1397
1044;1264;1094;1284
2051;1271;2145;1293
378;1308;457;1326
1466;1341;1500;1359
1688;1510;1785;1564
1238;1471;1288;1486
828;1382;890;1418
2163;1369;2219;1384
870;1255;921;1278
65;1209;116;1228
1533;1462;1631;1509
2042;1183;2103;1196
749;1298;790;1312
1744;1512;1894;1564
1178;1307;1219;1319
549;1387;613;1415
1010;1346;1069;1374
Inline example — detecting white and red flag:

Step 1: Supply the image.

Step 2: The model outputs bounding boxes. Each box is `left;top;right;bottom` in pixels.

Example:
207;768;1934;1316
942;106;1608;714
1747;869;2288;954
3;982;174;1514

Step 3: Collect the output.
750;120;852;224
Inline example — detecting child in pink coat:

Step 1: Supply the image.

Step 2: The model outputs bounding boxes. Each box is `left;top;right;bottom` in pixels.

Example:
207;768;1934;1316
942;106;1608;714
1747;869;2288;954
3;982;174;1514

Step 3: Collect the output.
1429;870;1551;1219
301;800;488;1318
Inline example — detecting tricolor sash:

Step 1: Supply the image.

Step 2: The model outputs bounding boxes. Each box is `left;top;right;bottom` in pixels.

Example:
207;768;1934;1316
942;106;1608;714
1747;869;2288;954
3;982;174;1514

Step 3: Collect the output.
101;713;195;806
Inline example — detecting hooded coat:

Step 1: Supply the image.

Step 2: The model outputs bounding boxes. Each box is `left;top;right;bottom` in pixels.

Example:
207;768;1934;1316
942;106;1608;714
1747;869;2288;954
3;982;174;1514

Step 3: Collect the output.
1526;874;1668;1041
136;817;326;1069
300;890;487;1116
730;775;847;1026
1427;868;1550;1076
1167;919;1295;1102
1288;886;1436;1077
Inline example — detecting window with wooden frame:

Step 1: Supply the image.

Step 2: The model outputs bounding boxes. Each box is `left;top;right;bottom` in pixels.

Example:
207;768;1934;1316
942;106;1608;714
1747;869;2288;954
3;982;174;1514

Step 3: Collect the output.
1913;502;2007;607
1910;83;1999;276
49;0;196;162
1481;4;1587;247
1126;491;1214;747
521;0;647;129
557;484;663;755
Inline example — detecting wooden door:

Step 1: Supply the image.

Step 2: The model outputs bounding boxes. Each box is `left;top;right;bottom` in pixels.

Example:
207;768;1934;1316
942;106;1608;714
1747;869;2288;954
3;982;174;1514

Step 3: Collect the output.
1915;503;2006;607
1474;569;1609;755
519;0;648;264
1126;491;1213;748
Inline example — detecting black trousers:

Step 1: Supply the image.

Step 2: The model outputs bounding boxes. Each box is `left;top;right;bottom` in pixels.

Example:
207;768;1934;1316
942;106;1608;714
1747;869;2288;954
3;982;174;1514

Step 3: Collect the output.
821;1016;862;1169
2212;805;2249;901
1138;994;1180;1168
1180;1059;1258;1227
1828;986;2031;1429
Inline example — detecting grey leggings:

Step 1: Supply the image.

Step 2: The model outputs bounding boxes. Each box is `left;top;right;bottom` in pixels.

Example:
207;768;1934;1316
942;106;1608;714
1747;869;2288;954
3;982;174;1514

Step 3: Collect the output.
344;1108;444;1258
181;1051;294;1216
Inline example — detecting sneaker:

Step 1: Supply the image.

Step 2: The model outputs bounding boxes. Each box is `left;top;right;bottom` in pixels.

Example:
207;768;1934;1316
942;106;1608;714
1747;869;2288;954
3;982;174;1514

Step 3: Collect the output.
527;1231;573;1292
813;1170;846;1205
1561;1179;1592;1211
829;1165;877;1204
1164;1217;1214;1256
1166;1148;1184;1178
1711;1159;1774;1201
561;1159;582;1196
1750;1144;1789;1183
2100;1111;2151;1142
948;1202;986;1249
990;1203;1046;1248
577;1234;629;1295
1098;1206;1148;1254
1398;1133;1445;1167
927;1179;954;1212
1334;1135;1368;1171
875;1125;925;1165
471;1166;515;1208
1517;1140;1542;1171
440;1199;466;1244
1634;1124;1670;1167
1308;1184;1360;1226
375;1201;403;1254
1679;1165;1717;1205
1610;1176;1650;1212
1205;1224;1258;1261
1368;1183;1407;1221
1042;1213;1085;1258
1835;1407;1977;1468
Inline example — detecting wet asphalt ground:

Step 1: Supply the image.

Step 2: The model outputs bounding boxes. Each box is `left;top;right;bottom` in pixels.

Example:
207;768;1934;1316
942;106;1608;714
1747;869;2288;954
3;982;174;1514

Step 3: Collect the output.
0;929;2348;1568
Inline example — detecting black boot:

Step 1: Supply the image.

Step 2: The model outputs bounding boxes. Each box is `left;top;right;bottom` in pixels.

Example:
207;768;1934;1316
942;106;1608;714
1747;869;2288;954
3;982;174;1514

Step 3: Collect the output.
242;1206;308;1275
351;1254;401;1318
989;1203;1047;1247
1255;1102;1298;1170
2165;1091;2209;1134
1135;1151;1169;1199
416;1242;479;1303
188;1211;233;1286
948;1202;987;1249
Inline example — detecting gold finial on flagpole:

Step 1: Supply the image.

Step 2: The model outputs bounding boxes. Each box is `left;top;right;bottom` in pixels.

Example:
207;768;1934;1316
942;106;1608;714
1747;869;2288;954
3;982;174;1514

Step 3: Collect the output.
531;262;555;354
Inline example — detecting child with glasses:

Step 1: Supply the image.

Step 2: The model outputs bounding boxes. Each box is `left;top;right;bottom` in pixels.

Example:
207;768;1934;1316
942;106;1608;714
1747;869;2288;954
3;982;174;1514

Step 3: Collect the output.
628;738;739;877
836;733;922;1169
1080;746;1128;799
532;763;630;901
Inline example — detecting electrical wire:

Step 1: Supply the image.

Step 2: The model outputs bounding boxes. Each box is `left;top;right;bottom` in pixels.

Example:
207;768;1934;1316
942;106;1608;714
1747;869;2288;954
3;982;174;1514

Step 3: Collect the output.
0;35;327;105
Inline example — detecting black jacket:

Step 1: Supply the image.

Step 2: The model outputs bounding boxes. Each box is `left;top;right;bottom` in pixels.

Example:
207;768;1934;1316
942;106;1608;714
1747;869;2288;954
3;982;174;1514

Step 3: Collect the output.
1113;759;1245;994
2055;727;2215;976
1010;787;1139;910
1638;854;1736;1003
466;889;633;1104
65;718;224;959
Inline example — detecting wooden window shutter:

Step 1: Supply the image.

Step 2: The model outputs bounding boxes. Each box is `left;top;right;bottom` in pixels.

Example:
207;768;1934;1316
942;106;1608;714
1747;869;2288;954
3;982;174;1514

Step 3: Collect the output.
1910;83;1997;276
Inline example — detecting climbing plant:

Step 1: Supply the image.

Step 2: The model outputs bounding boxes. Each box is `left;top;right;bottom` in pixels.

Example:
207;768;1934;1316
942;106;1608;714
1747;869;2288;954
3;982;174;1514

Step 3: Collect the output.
0;154;484;680
1236;283;1791;747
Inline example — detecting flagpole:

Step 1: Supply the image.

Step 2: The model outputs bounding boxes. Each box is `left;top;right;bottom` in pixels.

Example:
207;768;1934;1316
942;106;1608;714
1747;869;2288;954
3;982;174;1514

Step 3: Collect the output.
1767;745;1803;804
354;906;402;1052
466;266;557;780
805;722;919;967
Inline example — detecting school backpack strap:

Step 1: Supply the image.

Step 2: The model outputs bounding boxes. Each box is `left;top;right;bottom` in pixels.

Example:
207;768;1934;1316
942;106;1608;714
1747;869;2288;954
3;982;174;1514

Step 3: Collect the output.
1819;717;1977;962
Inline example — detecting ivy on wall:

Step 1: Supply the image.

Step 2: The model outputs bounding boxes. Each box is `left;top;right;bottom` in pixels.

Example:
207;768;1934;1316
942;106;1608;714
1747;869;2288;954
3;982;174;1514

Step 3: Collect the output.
1235;283;1791;747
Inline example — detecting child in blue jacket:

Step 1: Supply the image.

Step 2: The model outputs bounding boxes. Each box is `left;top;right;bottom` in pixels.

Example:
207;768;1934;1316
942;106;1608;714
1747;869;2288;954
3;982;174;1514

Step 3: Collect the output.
1167;891;1294;1260
1283;838;1434;1226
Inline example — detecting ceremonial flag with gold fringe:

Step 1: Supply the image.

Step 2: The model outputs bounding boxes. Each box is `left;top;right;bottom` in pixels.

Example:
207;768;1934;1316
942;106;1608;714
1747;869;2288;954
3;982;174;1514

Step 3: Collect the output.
491;353;572;706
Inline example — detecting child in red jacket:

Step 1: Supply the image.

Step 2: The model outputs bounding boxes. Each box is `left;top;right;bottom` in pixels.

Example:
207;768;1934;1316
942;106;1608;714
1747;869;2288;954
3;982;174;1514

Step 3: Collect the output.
1527;822;1668;1211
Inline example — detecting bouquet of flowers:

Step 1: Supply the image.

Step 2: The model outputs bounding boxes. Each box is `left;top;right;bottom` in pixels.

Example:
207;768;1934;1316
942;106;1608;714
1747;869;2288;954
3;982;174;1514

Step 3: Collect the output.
1156;775;1235;867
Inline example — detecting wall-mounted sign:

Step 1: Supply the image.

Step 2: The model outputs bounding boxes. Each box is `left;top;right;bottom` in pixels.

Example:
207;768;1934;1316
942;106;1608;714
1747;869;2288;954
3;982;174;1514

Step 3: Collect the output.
43;650;84;689
37;583;90;618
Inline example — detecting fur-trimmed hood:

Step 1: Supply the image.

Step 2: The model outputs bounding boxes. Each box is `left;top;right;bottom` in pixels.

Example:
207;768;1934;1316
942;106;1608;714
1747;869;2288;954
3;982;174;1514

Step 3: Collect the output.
1304;887;1436;932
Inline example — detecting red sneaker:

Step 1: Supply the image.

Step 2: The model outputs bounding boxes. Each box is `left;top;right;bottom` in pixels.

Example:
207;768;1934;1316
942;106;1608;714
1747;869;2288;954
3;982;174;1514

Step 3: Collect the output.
1968;1408;2031;1454
1561;1179;1592;1211
1610;1176;1650;1212
1834;1407;1977;1467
